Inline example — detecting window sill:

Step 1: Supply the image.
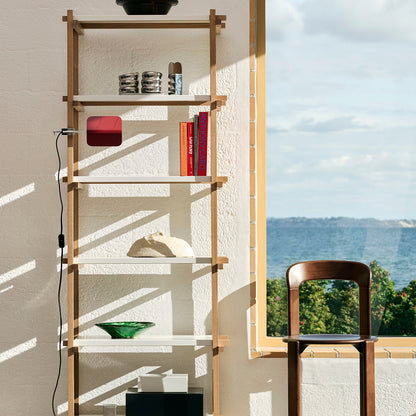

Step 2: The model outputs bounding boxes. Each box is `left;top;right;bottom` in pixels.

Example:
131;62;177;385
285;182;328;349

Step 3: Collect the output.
254;347;416;359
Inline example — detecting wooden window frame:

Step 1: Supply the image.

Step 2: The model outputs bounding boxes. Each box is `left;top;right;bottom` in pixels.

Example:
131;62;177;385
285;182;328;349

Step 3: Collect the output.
251;0;416;358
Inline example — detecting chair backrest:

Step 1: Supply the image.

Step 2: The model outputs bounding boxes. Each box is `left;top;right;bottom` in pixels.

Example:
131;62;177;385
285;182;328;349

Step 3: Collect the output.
286;260;372;336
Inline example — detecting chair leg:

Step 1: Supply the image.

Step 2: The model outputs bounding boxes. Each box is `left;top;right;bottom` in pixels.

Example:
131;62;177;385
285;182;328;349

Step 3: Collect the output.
359;341;376;416
287;341;301;416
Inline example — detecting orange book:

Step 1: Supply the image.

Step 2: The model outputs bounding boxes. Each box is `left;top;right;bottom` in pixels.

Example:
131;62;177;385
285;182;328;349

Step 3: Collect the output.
180;122;188;176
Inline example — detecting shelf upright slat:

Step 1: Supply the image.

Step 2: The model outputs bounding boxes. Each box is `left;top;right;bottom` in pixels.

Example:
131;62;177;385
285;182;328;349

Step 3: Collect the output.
73;14;81;416
66;10;74;416
66;9;80;416
209;9;220;416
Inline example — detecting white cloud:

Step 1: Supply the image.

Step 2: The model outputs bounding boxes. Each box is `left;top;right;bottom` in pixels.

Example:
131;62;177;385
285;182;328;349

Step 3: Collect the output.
286;151;416;178
294;115;370;132
267;0;304;40
268;114;372;133
300;0;416;42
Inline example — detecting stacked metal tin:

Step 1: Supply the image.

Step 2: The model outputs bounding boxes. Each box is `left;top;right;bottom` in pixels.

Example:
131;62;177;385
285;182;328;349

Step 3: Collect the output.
141;71;162;94
119;73;139;95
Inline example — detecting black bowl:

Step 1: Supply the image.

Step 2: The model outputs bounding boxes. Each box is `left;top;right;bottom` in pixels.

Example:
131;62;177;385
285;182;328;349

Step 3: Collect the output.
116;0;178;15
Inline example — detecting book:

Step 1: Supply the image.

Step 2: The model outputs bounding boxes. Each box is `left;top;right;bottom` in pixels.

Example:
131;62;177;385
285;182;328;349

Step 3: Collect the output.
193;115;199;175
197;112;209;176
180;122;188;176
187;122;194;176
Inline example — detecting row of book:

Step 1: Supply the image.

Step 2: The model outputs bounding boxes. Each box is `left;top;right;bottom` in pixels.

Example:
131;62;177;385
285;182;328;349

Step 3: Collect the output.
180;111;209;176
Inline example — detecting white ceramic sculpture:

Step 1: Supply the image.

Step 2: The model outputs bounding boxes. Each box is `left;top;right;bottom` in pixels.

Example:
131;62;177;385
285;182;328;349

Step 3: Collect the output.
127;232;195;257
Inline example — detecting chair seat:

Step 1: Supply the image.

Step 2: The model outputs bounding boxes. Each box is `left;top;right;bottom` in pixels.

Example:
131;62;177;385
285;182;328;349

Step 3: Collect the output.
283;334;378;345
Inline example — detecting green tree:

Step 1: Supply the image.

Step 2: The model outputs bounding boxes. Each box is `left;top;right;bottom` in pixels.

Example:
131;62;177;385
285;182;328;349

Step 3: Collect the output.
380;278;416;336
369;260;395;335
326;280;359;334
299;280;331;334
266;261;416;337
266;277;287;336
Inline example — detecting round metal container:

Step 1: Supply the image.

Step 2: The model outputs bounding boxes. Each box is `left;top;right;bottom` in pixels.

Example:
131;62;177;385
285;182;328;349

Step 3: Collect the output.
142;71;162;79
141;88;162;94
119;72;139;80
141;80;162;87
119;86;139;94
120;80;139;87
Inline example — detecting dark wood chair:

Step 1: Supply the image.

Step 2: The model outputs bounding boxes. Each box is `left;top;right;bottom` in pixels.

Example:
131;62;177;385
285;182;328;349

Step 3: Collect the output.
282;260;378;416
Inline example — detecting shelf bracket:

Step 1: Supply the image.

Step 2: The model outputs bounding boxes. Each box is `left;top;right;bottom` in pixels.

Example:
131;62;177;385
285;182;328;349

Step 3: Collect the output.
216;176;228;188
217;257;229;269
215;15;226;34
211;95;227;111
73;20;84;35
67;182;83;191
218;335;230;352
73;103;85;112
63;177;83;190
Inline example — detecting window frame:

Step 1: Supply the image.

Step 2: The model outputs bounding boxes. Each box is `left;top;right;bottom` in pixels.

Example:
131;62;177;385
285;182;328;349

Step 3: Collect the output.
252;0;416;356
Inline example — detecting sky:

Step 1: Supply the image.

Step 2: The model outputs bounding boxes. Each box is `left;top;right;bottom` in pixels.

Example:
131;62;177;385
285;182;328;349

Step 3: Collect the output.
266;0;416;219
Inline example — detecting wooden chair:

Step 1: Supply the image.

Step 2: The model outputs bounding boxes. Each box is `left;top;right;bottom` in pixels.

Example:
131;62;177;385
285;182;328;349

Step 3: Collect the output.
282;260;378;416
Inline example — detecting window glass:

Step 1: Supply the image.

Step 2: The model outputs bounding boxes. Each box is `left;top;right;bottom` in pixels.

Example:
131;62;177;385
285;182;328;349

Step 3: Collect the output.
266;0;416;336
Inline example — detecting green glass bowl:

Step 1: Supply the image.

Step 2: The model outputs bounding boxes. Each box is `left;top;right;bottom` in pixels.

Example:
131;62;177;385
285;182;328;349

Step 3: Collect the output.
95;321;155;339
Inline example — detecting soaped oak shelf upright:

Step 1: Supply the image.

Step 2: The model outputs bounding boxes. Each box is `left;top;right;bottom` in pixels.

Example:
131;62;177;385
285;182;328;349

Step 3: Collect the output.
62;9;228;416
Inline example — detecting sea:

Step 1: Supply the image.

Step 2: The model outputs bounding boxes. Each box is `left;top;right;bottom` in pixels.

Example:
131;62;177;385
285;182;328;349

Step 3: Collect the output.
267;218;416;289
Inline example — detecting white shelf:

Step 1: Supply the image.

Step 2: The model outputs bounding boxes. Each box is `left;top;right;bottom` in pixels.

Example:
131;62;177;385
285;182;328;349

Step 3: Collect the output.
75;15;211;23
72;257;213;264
73;94;211;103
73;335;213;347
71;176;212;184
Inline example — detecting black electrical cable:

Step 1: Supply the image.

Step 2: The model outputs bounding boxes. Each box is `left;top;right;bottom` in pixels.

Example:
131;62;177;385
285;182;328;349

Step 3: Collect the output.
52;130;65;416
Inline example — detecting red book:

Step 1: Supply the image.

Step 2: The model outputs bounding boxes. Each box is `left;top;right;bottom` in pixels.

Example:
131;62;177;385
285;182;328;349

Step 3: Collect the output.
197;112;209;176
180;122;187;176
187;122;194;176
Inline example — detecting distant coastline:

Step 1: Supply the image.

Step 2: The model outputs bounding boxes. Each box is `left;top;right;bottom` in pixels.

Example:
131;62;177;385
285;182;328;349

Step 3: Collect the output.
267;217;416;228
266;217;416;288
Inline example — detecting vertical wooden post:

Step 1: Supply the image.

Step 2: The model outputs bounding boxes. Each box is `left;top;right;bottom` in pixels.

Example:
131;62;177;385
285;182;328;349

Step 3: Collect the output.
256;0;268;347
287;341;302;416
209;9;220;416
360;341;376;416
73;17;80;416
66;9;79;416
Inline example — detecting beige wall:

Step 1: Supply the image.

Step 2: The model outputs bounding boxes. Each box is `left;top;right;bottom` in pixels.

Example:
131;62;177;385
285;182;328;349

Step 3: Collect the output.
0;0;415;415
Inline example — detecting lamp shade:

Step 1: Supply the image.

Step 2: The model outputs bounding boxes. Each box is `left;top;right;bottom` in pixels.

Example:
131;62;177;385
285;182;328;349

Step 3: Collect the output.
87;116;122;146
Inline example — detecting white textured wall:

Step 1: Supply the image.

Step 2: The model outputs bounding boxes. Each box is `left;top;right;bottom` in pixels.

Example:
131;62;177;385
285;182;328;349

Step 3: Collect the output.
0;0;415;415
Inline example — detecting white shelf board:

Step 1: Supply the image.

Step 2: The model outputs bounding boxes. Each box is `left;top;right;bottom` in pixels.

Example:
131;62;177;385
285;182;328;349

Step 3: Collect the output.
75;15;211;23
72;176;212;183
73;94;211;102
73;257;212;264
73;335;212;347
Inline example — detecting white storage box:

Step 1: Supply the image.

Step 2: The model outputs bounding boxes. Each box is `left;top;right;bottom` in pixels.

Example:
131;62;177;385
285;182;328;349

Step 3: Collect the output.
139;374;188;393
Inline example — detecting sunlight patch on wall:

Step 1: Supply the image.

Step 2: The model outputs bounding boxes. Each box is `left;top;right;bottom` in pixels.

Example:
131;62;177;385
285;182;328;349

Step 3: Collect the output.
55;134;157;179
195;351;208;378
0;338;37;364
0;183;35;207
0;285;14;294
0;260;36;285
249;391;272;416
57;366;160;414
60;287;159;334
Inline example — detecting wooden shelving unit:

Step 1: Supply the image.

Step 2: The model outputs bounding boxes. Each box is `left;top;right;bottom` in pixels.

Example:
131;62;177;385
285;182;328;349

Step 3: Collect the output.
64;9;228;416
